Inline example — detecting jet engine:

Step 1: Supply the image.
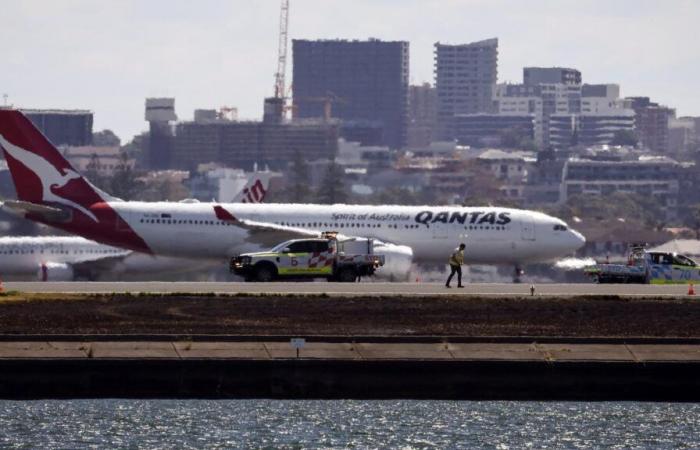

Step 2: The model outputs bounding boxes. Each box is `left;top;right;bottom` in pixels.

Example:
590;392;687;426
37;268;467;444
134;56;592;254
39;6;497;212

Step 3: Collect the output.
37;262;74;281
372;242;414;281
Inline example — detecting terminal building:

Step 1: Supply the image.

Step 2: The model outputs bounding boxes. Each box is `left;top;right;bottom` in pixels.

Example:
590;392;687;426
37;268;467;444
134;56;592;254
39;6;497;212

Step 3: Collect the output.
22;109;93;147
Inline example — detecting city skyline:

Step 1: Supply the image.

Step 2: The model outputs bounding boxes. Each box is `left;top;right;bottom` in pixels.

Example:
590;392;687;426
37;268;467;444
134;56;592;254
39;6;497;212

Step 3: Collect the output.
2;0;698;141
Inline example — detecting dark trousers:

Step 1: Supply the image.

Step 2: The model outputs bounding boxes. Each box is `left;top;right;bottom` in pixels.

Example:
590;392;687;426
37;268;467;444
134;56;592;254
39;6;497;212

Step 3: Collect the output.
446;264;462;286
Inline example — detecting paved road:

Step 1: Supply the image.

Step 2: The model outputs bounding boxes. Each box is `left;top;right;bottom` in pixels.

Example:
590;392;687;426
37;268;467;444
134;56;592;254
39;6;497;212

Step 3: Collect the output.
0;340;698;362
3;281;697;297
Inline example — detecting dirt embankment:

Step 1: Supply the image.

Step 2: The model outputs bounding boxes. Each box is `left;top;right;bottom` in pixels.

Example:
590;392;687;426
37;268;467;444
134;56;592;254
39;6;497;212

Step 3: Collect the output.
0;293;699;337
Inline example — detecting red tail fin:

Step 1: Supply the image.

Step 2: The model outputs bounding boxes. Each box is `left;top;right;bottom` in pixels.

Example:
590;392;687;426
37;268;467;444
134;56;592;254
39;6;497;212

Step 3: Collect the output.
0;109;104;220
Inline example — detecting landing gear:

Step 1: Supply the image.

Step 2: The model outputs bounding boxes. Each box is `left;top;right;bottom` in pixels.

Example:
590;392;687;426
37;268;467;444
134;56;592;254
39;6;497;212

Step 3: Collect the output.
513;265;524;283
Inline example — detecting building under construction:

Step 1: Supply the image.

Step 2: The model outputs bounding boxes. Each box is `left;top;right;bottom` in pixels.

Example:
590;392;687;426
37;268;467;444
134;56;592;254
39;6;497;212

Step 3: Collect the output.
170;113;338;171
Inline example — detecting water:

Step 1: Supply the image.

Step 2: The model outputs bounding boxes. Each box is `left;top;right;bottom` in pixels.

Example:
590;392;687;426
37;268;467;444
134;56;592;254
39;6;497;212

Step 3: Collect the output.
0;400;698;449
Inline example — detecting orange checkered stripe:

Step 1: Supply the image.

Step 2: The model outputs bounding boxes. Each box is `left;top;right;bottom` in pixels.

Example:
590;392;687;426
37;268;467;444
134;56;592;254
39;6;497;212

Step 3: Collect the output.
308;250;335;268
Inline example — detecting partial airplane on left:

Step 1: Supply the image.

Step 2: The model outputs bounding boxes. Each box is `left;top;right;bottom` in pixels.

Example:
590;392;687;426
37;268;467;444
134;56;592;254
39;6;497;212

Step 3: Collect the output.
0;162;276;281
0;235;191;281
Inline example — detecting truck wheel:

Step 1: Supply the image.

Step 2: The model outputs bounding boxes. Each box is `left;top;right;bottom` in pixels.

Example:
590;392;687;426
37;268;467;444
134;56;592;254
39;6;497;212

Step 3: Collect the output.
254;263;276;282
337;267;357;283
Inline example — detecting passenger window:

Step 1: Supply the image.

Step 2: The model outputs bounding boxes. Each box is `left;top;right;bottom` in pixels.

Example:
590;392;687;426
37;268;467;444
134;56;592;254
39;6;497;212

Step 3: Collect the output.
662;254;674;265
312;241;329;253
287;242;311;253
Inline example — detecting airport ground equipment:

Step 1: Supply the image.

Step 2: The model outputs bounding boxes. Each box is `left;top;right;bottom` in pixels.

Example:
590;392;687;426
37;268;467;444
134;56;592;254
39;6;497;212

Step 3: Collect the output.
230;232;384;282
584;245;700;284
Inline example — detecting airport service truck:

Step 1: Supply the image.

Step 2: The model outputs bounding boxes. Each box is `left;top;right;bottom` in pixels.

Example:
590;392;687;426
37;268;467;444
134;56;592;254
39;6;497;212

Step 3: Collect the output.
584;245;700;284
230;232;385;282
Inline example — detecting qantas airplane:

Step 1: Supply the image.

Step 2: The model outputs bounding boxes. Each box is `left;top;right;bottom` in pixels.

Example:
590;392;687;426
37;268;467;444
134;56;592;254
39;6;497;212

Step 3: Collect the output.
0;109;585;280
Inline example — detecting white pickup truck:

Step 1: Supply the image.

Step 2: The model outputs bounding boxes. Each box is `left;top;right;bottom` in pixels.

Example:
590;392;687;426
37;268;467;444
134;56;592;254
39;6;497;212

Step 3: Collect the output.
584;246;700;284
230;232;385;282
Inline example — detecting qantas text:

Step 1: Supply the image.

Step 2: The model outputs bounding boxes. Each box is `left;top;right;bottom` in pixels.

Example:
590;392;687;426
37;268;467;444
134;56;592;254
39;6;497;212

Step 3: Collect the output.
414;211;511;226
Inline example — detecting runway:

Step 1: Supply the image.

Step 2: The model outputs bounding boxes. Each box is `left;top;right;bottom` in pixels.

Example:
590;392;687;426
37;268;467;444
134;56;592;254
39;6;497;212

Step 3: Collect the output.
3;281;697;296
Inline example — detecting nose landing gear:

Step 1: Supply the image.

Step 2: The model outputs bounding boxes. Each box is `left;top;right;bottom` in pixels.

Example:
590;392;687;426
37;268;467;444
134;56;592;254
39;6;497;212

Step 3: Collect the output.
513;265;524;283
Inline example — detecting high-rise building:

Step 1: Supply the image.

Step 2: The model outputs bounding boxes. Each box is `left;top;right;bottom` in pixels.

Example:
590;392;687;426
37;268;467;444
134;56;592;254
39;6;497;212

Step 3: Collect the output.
22;109;93;146
407;83;437;147
145;98;177;170
292;39;409;149
627;97;674;153
434;38;498;138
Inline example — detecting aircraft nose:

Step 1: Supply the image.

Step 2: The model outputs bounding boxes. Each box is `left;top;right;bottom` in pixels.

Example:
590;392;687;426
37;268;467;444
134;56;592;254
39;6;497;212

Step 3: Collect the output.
569;228;586;250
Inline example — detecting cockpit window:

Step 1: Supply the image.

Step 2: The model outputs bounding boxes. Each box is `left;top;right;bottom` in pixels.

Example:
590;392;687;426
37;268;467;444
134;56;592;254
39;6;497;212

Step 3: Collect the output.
553;224;568;231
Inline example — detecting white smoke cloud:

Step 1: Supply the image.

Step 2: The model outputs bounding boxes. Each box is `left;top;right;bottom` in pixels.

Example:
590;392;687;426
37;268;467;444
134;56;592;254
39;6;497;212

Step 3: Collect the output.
554;257;596;271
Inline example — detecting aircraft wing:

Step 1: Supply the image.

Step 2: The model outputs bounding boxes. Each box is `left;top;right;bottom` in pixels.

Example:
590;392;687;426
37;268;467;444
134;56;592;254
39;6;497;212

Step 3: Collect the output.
213;205;413;263
214;205;322;248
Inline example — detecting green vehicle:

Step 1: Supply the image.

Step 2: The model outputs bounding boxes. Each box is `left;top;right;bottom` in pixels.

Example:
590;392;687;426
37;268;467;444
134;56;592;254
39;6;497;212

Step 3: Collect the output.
230;232;385;282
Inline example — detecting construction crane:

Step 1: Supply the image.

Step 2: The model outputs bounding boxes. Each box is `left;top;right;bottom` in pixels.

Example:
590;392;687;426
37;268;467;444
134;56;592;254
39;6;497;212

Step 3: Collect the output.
274;0;289;99
298;92;346;121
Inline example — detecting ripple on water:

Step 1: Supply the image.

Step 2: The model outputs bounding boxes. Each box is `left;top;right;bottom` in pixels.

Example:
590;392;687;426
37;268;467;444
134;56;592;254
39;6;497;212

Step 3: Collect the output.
0;400;698;449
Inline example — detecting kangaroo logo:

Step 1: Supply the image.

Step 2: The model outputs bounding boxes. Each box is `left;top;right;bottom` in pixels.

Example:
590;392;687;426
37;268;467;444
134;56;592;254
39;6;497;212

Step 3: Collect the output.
0;134;99;222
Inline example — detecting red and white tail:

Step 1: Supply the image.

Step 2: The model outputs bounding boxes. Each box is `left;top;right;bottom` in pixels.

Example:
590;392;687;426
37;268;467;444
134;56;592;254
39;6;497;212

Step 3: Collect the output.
0;109;105;221
0;110;151;253
233;174;275;204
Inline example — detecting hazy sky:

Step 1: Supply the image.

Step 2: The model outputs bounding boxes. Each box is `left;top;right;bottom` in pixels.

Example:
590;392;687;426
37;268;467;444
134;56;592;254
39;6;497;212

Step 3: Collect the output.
2;0;698;142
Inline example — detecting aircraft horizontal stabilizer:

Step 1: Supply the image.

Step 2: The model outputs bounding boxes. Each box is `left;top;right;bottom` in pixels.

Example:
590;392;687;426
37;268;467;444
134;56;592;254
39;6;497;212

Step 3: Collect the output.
2;200;72;222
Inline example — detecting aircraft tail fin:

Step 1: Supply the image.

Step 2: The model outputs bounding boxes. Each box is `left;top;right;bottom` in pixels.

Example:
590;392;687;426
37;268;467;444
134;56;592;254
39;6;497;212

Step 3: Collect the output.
232;172;278;203
0;109;107;219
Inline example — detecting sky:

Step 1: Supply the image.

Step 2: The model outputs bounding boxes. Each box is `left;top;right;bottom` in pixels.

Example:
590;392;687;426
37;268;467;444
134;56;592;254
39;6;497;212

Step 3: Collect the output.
2;0;699;143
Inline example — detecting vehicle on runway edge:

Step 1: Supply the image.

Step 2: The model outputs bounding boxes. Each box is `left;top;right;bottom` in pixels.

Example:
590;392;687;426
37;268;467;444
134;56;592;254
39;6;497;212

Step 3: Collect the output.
0;110;585;281
231;232;384;282
585;245;700;284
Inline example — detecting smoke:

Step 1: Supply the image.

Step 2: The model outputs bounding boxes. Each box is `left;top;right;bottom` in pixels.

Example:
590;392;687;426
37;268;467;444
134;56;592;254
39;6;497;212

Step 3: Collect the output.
554;257;596;271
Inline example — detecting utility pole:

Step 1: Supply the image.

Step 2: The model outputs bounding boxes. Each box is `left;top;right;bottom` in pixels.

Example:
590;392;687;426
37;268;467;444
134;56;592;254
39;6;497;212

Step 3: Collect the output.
2;94;7;107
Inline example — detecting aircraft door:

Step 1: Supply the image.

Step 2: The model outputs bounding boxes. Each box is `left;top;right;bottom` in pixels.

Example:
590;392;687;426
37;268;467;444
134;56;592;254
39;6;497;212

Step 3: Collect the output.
520;217;535;241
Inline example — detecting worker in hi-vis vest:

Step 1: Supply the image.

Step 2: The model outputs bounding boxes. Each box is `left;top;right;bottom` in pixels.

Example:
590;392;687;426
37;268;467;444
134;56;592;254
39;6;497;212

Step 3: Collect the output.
446;243;466;288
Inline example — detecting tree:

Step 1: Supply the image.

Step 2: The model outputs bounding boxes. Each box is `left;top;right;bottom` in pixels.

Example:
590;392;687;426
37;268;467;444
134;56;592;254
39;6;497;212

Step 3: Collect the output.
93;129;121;147
562;192;664;229
611;130;639;147
109;152;143;200
316;159;348;204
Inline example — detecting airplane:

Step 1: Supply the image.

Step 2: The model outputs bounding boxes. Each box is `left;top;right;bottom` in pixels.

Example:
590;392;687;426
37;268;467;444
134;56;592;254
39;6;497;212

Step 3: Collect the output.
0;109;585;280
0;235;200;281
0;164;274;281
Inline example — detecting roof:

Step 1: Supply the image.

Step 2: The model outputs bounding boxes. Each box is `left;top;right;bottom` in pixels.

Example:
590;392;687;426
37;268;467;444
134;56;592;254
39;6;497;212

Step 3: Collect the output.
649;239;700;256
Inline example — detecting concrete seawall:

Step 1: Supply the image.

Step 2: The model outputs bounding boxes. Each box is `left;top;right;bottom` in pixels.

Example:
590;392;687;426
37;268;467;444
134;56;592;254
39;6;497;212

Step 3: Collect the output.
1;339;699;400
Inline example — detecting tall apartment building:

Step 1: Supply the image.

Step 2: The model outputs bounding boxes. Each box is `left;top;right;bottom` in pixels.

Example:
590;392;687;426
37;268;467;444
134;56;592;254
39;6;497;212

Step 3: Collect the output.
407;83;437;147
22;109;93;146
434;38;498;138
292;39;409;149
627;97;674;153
545;84;636;148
